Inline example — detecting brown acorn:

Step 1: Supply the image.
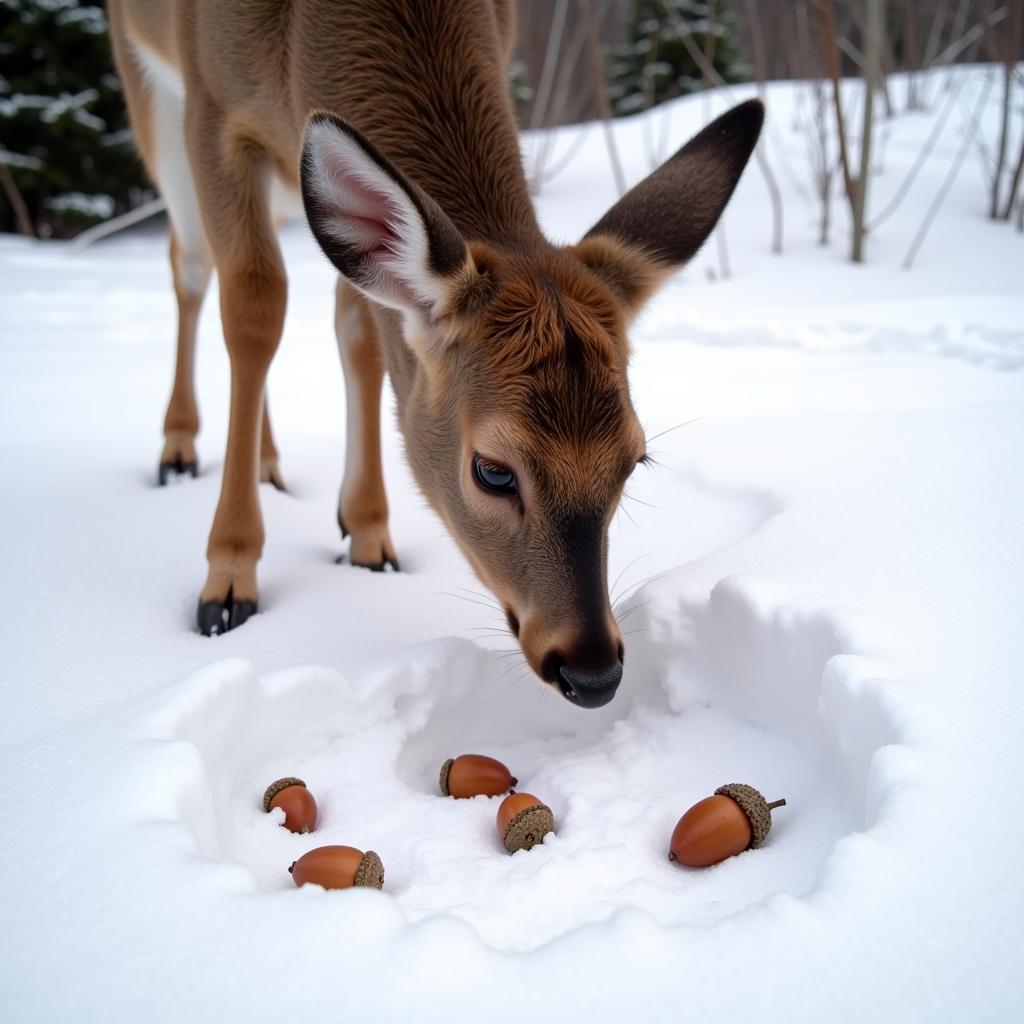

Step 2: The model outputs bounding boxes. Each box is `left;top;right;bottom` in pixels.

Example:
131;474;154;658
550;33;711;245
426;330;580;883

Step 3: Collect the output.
668;783;786;868
289;846;384;890
496;792;555;853
439;754;517;798
263;777;318;834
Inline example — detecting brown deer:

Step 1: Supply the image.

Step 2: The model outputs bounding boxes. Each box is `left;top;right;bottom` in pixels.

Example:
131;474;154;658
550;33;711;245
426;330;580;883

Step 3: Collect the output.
108;0;762;708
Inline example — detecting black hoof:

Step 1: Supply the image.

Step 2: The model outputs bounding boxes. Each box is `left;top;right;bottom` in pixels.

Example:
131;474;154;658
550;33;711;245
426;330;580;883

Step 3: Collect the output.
159;457;198;486
197;590;258;636
336;515;399;572
353;557;401;573
335;552;401;572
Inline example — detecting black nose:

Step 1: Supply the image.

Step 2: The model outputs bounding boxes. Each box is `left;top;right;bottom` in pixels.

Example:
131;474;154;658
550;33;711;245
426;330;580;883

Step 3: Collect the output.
556;661;622;709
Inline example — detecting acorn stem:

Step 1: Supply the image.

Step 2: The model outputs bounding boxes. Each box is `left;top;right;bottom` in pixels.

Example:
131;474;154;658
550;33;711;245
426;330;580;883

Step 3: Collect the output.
767;799;787;810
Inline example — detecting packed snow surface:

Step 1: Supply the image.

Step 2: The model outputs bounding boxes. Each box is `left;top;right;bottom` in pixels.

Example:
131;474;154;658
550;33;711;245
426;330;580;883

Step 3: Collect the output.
1;70;1023;1021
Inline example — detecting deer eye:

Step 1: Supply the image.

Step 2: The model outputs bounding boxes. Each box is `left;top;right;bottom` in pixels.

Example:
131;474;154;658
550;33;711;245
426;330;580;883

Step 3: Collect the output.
472;454;517;496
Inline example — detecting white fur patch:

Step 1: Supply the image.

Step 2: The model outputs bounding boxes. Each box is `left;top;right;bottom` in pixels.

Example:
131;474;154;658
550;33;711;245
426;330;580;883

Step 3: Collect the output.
133;43;209;296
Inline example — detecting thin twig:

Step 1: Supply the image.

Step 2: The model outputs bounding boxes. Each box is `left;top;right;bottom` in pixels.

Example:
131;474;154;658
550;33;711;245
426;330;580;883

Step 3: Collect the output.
68;197;166;253
583;0;627;196
868;70;967;232
903;71;995;269
665;4;783;257
0;163;35;238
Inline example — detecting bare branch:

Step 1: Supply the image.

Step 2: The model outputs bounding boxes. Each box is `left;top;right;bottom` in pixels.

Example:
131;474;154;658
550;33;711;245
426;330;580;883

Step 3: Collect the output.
929;5;1007;68
582;0;627;196
0;163;36;238
67;197;166;253
528;0;569;132
903;71;996;269
868;69;968;232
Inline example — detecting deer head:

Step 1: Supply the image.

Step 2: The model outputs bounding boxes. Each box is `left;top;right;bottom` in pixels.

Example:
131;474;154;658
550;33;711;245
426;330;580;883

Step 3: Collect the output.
301;100;763;707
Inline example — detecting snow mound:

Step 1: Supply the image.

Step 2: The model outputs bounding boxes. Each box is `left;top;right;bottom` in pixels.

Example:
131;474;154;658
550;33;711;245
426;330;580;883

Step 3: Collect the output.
142;577;905;952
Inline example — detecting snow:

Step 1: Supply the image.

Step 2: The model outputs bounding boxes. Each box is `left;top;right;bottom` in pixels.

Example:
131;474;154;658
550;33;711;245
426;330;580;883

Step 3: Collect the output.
45;191;115;218
2;68;1023;1021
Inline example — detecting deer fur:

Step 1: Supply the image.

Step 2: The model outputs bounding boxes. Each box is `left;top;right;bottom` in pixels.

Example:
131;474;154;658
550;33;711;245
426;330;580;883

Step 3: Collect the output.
108;0;763;708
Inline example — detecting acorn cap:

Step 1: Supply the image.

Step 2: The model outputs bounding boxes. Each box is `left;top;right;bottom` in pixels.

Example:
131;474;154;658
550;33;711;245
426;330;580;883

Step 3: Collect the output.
263;777;306;813
439;758;454;796
354;850;385;889
715;783;784;848
502;803;555;853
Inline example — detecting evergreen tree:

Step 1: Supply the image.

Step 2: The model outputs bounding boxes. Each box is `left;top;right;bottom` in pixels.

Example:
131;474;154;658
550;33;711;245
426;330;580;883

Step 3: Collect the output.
0;0;150;238
608;0;747;117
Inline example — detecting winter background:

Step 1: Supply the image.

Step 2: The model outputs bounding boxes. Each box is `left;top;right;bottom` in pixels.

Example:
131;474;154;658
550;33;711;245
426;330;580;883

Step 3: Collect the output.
1;1;1023;1021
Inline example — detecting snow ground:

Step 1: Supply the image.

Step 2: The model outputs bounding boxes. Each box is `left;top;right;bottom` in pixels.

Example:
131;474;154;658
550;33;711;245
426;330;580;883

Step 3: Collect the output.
1;69;1023;1021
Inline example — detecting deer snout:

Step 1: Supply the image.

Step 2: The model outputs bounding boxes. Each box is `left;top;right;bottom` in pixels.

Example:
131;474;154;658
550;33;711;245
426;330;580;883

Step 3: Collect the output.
541;636;624;709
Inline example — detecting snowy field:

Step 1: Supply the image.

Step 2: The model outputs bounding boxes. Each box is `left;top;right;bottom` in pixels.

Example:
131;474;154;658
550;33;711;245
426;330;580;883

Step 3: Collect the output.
2;69;1023;1020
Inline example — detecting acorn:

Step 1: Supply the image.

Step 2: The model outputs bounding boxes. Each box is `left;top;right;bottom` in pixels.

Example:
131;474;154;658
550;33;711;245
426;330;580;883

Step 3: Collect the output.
496;792;555;853
263;777;318;834
439;754;518;798
668;783;786;868
289;845;384;890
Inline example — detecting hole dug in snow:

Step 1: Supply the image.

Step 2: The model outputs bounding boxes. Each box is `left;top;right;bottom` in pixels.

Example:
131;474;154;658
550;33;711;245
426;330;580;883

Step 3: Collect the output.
145;578;907;952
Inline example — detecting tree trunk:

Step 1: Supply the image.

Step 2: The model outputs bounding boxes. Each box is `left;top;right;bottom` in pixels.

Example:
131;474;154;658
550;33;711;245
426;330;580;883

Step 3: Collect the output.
853;0;884;262
904;0;921;110
743;0;784;253
990;0;1021;218
816;0;855;203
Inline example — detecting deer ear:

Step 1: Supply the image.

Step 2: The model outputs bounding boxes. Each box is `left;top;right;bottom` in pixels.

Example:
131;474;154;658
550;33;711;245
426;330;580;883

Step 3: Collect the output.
300;112;471;329
575;99;764;316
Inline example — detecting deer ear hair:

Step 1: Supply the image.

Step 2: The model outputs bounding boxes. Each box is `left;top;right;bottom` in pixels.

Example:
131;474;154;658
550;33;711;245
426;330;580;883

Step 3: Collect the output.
571;234;672;320
578;99;764;315
300;112;470;326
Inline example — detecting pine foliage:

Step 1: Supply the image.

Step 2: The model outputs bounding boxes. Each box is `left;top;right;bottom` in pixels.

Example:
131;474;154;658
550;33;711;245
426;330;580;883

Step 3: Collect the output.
0;0;150;237
608;0;746;117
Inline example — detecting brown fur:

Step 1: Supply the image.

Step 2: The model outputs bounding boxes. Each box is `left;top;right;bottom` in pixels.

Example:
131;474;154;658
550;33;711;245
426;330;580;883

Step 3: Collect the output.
108;0;762;697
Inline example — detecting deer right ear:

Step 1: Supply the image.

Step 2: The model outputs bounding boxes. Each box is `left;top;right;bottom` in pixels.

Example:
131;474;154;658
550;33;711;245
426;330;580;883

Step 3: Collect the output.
575;99;764;318
300;112;471;331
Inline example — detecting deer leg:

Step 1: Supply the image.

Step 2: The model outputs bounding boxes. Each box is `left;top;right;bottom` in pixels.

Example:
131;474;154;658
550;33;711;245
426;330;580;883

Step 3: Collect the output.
189;101;286;634
159;229;210;484
260;396;286;491
335;279;398;571
258;204;289;492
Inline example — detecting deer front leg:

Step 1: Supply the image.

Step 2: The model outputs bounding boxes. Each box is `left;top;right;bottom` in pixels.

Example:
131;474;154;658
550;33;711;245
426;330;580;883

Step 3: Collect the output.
197;263;286;634
260;397;286;491
159;230;210;484
335;279;398;571
189;104;286;634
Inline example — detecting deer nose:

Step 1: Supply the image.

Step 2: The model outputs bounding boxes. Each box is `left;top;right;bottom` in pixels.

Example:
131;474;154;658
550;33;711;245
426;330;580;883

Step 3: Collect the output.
558;662;622;707
544;646;623;708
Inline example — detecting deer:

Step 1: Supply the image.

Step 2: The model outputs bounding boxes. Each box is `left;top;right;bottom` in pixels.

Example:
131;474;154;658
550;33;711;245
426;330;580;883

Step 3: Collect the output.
107;0;763;709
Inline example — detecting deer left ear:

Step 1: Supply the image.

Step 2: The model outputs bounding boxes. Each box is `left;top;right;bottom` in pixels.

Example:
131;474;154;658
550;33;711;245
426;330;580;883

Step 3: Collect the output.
300;112;471;333
574;99;764;317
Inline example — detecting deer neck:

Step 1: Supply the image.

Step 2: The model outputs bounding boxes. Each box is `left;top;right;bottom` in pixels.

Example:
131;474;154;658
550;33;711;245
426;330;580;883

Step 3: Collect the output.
340;6;542;249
